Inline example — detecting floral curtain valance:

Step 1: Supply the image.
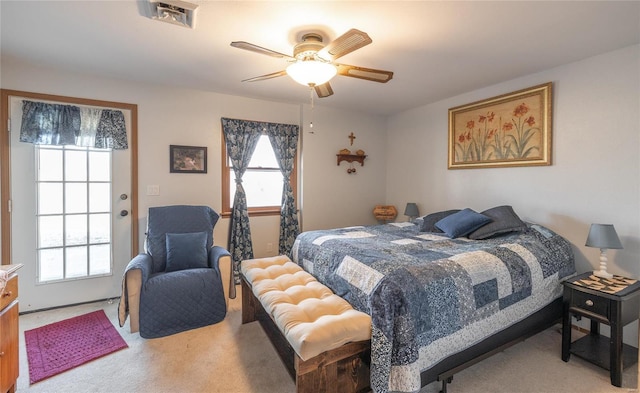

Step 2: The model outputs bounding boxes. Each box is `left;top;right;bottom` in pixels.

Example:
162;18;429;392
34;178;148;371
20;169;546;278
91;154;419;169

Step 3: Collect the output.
20;100;128;150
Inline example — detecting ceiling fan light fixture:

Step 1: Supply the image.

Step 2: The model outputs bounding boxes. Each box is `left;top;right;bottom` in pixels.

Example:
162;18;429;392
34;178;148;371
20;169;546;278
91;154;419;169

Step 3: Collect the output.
286;61;337;87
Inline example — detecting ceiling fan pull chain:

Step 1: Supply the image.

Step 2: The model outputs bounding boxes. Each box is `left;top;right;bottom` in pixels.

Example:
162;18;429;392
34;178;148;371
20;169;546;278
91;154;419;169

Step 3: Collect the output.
309;87;314;130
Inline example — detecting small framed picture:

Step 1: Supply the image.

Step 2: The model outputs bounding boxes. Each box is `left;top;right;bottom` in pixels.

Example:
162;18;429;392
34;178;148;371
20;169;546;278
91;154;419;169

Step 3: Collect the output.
170;145;207;173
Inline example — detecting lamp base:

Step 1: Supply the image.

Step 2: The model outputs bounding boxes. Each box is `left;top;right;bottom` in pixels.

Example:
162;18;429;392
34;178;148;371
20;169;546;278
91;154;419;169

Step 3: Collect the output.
593;269;613;279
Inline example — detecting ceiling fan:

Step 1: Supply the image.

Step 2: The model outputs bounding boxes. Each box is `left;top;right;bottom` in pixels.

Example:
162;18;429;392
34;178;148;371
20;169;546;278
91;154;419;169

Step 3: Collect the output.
230;29;393;98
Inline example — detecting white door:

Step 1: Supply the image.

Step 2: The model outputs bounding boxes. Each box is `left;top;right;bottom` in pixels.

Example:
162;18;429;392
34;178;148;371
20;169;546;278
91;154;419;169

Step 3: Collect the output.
9;95;133;312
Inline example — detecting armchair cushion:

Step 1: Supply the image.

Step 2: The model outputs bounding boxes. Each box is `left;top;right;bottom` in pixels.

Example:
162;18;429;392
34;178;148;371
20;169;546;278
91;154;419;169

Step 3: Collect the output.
165;231;208;272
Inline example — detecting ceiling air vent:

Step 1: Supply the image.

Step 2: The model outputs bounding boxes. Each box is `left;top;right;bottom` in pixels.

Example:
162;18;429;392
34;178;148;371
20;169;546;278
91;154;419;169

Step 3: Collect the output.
147;0;198;29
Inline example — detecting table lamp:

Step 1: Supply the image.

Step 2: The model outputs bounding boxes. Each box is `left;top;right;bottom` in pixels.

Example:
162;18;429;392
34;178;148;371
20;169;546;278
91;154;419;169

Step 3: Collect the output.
404;203;419;222
585;223;623;279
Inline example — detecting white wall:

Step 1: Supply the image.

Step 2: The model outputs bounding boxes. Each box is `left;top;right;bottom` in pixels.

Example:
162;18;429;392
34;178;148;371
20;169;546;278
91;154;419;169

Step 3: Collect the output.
4;44;638;342
386;44;640;276
300;103;387;231
0;56;387;261
386;44;640;343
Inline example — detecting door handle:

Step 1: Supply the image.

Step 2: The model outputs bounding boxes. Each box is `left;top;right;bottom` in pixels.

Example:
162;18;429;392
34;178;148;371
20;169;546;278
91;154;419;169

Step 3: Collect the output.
120;210;129;217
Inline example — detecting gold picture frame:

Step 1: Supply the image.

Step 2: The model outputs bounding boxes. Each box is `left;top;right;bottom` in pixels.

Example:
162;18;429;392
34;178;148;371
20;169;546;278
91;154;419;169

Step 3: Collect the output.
448;82;552;169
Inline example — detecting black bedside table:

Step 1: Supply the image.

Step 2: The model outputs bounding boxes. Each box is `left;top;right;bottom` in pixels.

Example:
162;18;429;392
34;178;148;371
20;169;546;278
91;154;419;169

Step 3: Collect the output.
562;272;640;387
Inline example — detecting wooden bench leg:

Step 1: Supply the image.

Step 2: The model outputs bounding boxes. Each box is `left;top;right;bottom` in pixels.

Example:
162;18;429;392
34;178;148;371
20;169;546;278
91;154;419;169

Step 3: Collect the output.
295;341;371;393
241;277;257;324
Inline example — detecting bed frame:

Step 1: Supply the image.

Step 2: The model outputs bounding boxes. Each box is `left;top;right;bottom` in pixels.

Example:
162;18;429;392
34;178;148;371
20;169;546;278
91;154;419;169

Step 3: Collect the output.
245;266;561;393
423;297;563;392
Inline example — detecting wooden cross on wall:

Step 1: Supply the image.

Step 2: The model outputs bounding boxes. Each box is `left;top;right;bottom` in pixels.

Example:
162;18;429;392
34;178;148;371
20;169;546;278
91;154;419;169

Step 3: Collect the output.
348;132;356;146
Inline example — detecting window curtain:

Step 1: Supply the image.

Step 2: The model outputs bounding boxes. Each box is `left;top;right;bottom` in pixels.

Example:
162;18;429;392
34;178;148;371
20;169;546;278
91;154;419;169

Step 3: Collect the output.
221;118;262;279
20;100;128;149
265;123;300;256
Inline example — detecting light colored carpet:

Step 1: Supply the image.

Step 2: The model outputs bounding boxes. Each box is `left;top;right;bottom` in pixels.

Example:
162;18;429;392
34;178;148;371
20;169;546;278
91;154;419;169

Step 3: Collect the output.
16;288;638;393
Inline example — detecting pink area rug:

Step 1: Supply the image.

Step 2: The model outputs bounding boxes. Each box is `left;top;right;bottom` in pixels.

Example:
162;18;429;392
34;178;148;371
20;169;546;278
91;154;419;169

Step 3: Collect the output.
25;309;128;384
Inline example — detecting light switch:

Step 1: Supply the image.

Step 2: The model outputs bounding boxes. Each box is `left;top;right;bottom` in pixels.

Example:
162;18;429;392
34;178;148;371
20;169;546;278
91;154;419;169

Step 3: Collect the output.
147;185;160;196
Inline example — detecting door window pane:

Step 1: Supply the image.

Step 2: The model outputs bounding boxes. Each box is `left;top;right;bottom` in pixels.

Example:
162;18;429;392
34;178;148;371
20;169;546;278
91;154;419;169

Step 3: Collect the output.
36;145;113;283
64;150;87;181
38;215;63;248
65;183;87;213
89;245;111;275
89;183;110;212
89;151;110;181
65;214;87;245
66;246;88;278
39;248;64;281
38;183;63;214
38;148;63;181
89;214;111;243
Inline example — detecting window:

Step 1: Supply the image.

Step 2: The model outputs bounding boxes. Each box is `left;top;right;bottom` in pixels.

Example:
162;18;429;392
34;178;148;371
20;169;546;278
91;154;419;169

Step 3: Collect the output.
222;134;297;217
36;145;112;282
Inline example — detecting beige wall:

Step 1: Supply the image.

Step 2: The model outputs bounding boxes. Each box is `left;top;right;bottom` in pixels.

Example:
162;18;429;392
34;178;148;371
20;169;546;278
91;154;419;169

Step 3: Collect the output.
386;44;639;277
3;45;639;340
300;103;387;231
385;44;640;343
0;56;387;261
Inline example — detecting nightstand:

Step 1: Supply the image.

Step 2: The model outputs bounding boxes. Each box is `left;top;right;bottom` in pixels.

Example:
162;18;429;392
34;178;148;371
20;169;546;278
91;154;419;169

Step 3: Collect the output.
562;272;640;387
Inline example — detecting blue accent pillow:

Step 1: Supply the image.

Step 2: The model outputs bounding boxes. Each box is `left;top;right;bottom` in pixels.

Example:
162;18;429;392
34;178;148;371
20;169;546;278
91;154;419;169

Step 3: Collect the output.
420;209;461;232
435;208;492;238
165;231;209;272
468;205;527;240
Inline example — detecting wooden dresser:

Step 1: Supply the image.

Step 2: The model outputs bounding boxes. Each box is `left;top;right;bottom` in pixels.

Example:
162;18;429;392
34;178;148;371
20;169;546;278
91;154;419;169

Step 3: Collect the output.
0;264;22;393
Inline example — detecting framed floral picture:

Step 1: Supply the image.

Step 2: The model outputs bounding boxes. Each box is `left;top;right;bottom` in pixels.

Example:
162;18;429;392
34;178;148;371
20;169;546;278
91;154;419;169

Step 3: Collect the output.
448;82;552;169
170;145;207;173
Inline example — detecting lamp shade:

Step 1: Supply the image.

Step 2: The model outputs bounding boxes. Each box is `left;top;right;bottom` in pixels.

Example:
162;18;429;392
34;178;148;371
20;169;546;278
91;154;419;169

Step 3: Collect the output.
585;224;623;249
286;60;337;87
404;203;419;217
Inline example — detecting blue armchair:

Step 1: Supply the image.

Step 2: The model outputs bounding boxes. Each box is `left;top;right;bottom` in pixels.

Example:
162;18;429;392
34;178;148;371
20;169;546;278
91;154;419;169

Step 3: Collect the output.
118;205;235;338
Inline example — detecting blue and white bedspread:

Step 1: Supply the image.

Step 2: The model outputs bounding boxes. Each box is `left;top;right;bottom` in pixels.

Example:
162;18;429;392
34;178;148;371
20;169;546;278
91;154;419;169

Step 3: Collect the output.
291;222;575;393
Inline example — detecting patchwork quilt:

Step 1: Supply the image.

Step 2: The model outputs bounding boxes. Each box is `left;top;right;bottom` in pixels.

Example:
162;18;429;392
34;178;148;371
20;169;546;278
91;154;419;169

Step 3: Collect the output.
291;222;575;393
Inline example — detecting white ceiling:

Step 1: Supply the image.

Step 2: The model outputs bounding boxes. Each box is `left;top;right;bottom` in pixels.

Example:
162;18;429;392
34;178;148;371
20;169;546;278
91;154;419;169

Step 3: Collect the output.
2;1;639;116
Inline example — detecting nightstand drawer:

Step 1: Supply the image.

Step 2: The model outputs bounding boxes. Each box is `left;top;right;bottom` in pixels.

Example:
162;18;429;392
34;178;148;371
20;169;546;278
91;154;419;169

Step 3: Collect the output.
0;275;18;311
571;290;608;317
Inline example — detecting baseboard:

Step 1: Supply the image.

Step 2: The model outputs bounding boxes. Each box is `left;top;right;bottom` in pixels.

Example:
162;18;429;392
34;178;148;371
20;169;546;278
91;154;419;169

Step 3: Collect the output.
19;297;118;315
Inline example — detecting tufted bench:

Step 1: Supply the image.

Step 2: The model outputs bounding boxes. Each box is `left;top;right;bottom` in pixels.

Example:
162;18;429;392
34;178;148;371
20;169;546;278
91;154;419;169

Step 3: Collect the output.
241;255;372;393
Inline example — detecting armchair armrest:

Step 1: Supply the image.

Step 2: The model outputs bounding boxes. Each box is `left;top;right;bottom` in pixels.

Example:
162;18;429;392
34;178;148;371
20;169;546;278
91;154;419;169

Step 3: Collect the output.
118;253;153;333
127;253;154;283
210;246;236;302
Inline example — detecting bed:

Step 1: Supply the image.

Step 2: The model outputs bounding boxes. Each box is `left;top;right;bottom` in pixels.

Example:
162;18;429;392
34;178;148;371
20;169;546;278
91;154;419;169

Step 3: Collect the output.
291;207;575;393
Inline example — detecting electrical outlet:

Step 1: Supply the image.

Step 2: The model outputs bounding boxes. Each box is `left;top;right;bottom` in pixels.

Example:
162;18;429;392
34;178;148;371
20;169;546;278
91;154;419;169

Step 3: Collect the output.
147;185;160;196
266;243;273;252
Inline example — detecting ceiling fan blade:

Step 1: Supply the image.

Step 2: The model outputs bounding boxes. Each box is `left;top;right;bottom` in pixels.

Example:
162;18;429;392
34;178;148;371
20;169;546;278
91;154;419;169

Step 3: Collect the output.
318;29;372;61
241;70;288;82
314;83;334;98
230;41;296;61
336;64;393;83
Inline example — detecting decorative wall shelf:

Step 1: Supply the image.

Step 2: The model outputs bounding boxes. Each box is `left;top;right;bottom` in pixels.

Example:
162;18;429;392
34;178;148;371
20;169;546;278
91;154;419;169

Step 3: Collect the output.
336;154;367;166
